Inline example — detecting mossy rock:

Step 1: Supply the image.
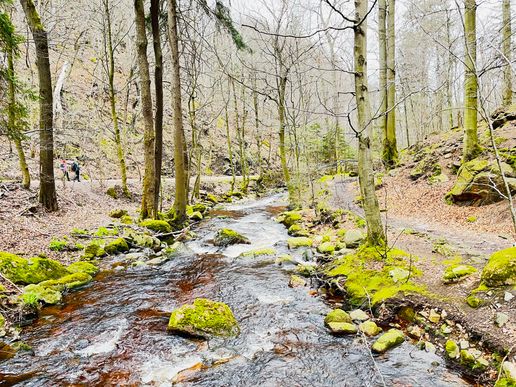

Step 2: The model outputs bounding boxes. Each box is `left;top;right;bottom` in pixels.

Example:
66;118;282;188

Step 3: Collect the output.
106;187;118;199
343;230;364;248
82;243;106;260
289;274;307;288
104;238;130;255
207;194;220;204
0;252;71;285
37;272;93;291
277;211;302;228
359;321;381;336
191;203;208;214
22;284;62;305
371;329;405;353
443;264;477;283
327;322;357;334
324;309;352;325
317;242;335;254
481;247;516;287
139;219;172;233
124;229;161;250
168;298;240;338
188;211;203;221
213;228;250;247
445;340;460;359
109;209;128;218
296;264;317;277
466;294;483;308
67;261;99;276
287;237;313;249
239;248;276;258
288;224;309;237
460;349;489;370
0;313;5;330
120;215;133;224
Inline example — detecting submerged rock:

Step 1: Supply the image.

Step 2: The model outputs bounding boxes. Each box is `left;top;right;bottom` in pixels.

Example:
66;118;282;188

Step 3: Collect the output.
168;298;240;338
327;322;357;334
371;329;405;353
359;321;381;336
324;309;352;325
443;264;477;283
213;229;250;247
481;247;516;287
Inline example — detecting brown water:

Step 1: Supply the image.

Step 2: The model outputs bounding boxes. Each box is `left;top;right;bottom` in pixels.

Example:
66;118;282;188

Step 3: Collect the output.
0;195;468;386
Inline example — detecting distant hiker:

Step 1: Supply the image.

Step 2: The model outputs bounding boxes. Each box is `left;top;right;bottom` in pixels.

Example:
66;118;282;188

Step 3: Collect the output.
71;159;80;182
60;159;70;181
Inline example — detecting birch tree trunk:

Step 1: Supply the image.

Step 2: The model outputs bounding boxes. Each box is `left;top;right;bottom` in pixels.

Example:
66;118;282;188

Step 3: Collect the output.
20;0;57;211
502;0;512;107
168;0;188;223
462;0;481;162
134;0;156;218
354;0;385;246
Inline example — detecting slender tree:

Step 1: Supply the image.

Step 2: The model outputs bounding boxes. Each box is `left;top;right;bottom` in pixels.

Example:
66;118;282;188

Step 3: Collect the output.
134;0;156;218
384;0;398;167
462;0;481;162
354;0;385;246
502;0;512;107
20;0;58;210
378;0;388;159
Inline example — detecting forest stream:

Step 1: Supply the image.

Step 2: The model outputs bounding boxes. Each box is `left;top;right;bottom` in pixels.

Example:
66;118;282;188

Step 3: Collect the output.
0;194;470;386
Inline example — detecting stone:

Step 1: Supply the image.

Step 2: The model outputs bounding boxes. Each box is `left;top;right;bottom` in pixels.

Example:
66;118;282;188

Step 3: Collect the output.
188;211;203;221
139;219;172;233
0;253;70;285
275;254;294;265
239;248;276;258
495;312;509;327
349;309;369;321
67;262;99;276
82;243;106;260
324;309;352;325
317;242;335;254
287;237;313;249
459;340;470;350
22;284;62;305
277;211;302;228
371;329;405;353
445;340;460;359
109;209;128;218
359;321;381;336
104;238;130;255
168;298;240;338
289;275;307;288
213;229;250;247
327;322;357;334
502;361;516;382
505;292;514;302
466;295;483;308
397;306;415;322
481;247;516;287
343;230;364;248
443;264;477;283
408;325;424;339
424;341;436;353
428;309;441;323
296;264;317;277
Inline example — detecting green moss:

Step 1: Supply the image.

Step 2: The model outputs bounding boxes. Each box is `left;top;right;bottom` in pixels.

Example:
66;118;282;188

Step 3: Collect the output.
213;228;250;247
277;211;302;228
106;187;118;199
104;238;129;255
11;342;32;352
433;239;456;257
0;253;70;285
67;262;99;276
37;272;93;292
288;224;309;237
372;329;405;353
207;194;219;204
317;242;335;254
460;350;489;370
481;247;516;286
120;215;133;224
443;264;477;283
359;321;381;336
123;229;161;249
168;298;240;338
445;340;459;359
22;284;62;305
49;238;68;251
324;309;352;325
109;209;128;218
82;242;106;260
0;313;5;330
327;322;357;334
71;228;89;236
139;219;172;233
297;264;317;276
446;158;489;202
495;378;516;387
467;216;477;223
239;248;276;258
287;237;313;249
466;294;483;308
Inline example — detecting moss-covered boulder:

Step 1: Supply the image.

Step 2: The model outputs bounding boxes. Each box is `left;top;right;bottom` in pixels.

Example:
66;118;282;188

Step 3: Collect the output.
120;215;133;224
359;321;381;336
481;247;516;287
287;237;313;249
82;243;106;260
343;230;364;248
371;329;405;353
124;229;161;250
168;298;240;338
109;209;128;218
188;211;203;221
317;242;335;254
443;264;477;283
327;322;357;334
277;211;302;228
104;238;130;255
324;309;352;325
38;272;93;291
22;284;62;305
67;261;99;276
466;294;483;308
139;219;172;233
288;224;309;237
213;228;250;247
0;253;70;285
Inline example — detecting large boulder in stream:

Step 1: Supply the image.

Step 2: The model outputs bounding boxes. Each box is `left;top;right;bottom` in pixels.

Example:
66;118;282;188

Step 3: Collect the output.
168;298;240;338
213;229;250;247
481;247;516;287
0;253;69;285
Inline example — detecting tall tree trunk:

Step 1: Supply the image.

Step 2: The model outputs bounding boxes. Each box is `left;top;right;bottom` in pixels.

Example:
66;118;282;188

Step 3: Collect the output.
502;0;512;107
378;0;387;156
168;0;187;223
7;48;31;189
278;74;292;198
134;0;156;218
104;0;129;197
446;10;455;129
383;0;398;168
463;0;480;162
151;0;164;209
20;0;57;210
354;0;385;246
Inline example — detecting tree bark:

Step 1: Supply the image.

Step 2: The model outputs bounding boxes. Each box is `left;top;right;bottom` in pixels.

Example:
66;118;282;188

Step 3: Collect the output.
384;0;398;168
462;0;481;162
378;0;387;156
20;0;57;210
278;74;292;197
134;0;156;218
151;0;164;210
502;0;512;107
354;0;385;246
167;0;187;223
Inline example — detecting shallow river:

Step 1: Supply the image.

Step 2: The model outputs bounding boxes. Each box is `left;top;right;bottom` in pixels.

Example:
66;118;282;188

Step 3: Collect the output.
0;195;468;386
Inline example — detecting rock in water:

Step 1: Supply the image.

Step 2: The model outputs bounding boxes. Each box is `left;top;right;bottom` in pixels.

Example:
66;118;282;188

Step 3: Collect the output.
213;229;250;247
481;247;516;287
168;298;240;338
327;322;357;334
324;309;352;325
288;275;307;288
359;321;381;336
371;329;405;353
349;309;369;321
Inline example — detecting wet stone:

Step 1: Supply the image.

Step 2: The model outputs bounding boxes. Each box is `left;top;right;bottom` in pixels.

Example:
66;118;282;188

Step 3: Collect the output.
327;322;357;335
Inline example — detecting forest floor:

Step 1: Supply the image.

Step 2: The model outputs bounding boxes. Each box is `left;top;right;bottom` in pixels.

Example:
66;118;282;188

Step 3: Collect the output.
0;176;240;264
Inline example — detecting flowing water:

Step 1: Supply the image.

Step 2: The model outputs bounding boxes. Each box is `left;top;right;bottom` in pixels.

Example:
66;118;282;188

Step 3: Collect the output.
0;195;468;386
